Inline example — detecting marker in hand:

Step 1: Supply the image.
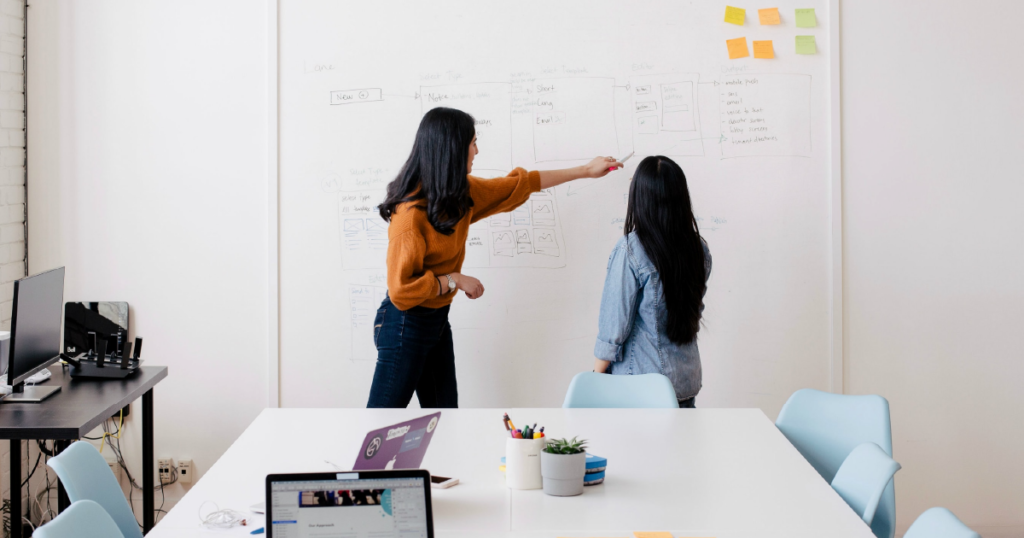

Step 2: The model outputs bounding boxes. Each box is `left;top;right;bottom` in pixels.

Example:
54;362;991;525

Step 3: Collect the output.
608;151;635;170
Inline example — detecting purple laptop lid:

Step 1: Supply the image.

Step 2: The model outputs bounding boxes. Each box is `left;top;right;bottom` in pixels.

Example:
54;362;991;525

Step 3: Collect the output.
353;412;441;470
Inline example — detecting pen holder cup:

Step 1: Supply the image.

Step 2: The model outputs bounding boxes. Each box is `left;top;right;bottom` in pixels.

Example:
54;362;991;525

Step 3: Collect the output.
505;437;545;490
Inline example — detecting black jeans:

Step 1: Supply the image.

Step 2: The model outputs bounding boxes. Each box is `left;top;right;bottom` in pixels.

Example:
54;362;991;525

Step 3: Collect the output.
366;296;458;408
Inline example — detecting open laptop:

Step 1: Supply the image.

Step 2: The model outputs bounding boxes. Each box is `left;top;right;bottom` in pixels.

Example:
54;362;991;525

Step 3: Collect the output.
265;470;433;538
353;412;441;471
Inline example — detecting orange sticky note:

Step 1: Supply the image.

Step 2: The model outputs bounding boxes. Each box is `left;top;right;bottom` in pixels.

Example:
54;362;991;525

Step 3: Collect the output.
724;6;745;25
726;37;749;59
753;40;774;58
758;7;781;25
634;533;674;538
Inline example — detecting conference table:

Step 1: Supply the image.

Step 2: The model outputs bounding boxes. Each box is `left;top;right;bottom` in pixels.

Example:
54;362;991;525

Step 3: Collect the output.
149;408;875;538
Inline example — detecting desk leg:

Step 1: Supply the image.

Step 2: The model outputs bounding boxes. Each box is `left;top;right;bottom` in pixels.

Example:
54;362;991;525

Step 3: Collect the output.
143;388;154;534
55;440;70;512
10;439;21;538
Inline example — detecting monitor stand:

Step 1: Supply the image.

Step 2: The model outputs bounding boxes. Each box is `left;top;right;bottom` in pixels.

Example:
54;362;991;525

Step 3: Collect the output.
3;383;61;403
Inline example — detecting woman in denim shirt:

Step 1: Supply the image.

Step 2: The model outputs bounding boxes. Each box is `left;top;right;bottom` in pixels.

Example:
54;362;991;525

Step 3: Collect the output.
593;156;711;408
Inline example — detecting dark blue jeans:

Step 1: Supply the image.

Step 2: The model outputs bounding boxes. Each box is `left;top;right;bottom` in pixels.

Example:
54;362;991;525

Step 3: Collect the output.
366;296;458;408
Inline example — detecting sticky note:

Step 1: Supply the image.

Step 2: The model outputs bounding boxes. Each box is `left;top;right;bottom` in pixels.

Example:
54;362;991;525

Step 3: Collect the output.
726;37;749;59
795;8;817;27
724;6;745;25
796;35;817;54
634;533;674;538
758;7;781;25
753;40;774;58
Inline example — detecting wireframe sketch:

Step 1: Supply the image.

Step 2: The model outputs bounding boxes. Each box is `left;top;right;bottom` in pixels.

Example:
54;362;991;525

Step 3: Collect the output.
349;284;388;360
629;74;705;156
421;82;513;171
515;229;533;254
492;230;515;257
330;88;383;105
532;78;618;162
533;228;560;257
338;190;388;270
531;200;555;226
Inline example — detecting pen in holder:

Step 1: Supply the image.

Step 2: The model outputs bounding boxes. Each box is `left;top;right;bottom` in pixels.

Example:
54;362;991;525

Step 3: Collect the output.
505;437;545;490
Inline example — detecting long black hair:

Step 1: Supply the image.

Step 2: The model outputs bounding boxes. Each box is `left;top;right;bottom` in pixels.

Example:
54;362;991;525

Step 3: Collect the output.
378;107;475;235
624;156;707;344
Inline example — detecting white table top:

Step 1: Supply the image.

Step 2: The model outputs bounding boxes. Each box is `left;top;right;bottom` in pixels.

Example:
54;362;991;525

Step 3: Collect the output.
149;408;874;538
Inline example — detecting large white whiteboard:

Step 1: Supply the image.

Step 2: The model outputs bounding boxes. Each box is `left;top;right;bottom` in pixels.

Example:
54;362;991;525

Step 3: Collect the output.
278;0;835;415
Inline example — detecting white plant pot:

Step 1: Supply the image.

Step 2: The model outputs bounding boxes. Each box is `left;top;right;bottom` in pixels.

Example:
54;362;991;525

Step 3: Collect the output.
541;451;586;496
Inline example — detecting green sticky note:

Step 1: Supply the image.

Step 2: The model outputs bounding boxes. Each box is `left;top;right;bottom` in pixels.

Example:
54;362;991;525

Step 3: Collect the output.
796;35;817;54
795;8;816;27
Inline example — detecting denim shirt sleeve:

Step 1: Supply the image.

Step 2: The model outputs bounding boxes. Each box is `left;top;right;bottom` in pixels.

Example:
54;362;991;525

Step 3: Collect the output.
594;240;640;361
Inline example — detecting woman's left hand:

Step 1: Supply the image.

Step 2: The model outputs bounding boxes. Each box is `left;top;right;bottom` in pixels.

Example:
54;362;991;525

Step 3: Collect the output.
582;156;624;178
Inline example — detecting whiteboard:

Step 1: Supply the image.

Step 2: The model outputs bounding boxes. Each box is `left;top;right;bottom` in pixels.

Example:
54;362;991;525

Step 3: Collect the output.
278;0;835;415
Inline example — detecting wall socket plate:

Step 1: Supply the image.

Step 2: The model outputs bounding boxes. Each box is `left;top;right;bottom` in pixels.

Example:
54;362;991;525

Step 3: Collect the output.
157;458;174;485
177;459;193;484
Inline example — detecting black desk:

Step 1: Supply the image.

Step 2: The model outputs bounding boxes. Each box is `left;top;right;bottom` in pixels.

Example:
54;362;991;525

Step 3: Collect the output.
0;364;168;538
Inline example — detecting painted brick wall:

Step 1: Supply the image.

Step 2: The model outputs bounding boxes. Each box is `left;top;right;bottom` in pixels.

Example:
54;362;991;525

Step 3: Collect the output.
0;0;26;527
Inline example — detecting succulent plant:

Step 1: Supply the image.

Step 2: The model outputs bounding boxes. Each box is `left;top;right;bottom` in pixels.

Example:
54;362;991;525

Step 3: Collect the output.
543;436;588;455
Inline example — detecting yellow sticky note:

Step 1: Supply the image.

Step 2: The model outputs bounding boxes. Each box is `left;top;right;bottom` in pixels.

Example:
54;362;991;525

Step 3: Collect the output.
795;35;817;54
726;37;749;59
724;6;746;25
753;40;774;58
758;7;781;25
634;533;674;538
795;8;817;27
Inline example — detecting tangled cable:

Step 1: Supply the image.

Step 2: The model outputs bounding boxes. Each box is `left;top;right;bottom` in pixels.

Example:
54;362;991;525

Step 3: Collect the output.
198;501;248;530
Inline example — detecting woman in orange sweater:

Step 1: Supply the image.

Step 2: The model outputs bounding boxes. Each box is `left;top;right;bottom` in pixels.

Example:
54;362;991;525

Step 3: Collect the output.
368;107;622;408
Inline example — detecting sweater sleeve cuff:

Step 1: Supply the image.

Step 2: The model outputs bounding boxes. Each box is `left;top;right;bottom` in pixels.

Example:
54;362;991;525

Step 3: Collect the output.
526;169;541;193
594;339;623;362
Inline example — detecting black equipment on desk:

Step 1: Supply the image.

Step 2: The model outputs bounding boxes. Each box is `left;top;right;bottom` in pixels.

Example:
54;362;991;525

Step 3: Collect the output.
64;301;128;356
3;267;66;403
65;334;144;379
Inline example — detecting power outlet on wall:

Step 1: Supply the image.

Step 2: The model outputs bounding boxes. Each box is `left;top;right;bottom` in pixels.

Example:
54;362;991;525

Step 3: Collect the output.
177;459;194;485
157;458;174;485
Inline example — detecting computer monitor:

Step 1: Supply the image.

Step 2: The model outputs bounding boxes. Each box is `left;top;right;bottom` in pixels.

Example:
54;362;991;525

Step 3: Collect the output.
265;470;434;538
4;267;65;403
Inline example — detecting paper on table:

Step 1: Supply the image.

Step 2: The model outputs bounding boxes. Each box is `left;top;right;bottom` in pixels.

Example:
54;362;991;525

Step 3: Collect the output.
758;7;781;25
795;8;816;27
753;40;774;59
724;6;745;25
796;35;817;54
726;37;749;59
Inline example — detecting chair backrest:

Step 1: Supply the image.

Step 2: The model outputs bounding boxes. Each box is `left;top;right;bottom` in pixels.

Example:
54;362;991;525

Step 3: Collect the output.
562;372;679;408
33;500;125;538
47;441;143;538
904;507;980;538
775;388;896;538
830;442;901;526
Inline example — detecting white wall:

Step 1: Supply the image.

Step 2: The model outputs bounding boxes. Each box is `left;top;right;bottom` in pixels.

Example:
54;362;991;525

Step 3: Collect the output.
26;0;271;516
841;1;1024;536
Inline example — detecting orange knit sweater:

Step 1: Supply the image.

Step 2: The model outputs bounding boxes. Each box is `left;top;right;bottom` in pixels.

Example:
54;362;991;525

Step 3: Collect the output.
386;168;541;310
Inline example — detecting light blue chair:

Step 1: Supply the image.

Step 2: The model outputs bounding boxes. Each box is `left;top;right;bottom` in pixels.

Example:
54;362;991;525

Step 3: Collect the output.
830;442;901;526
34;500;125;538
775;389;896;538
562;372;679;408
905;508;980;538
47;441;143;538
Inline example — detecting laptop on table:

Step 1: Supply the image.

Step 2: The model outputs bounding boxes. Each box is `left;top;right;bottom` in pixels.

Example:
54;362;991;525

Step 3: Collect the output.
265;469;433;538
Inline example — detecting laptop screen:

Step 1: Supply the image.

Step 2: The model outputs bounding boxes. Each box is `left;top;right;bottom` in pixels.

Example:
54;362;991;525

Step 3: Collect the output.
269;473;430;538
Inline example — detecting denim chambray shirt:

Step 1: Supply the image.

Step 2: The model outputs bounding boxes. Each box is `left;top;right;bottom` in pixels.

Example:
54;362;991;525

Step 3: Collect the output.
594;233;712;401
